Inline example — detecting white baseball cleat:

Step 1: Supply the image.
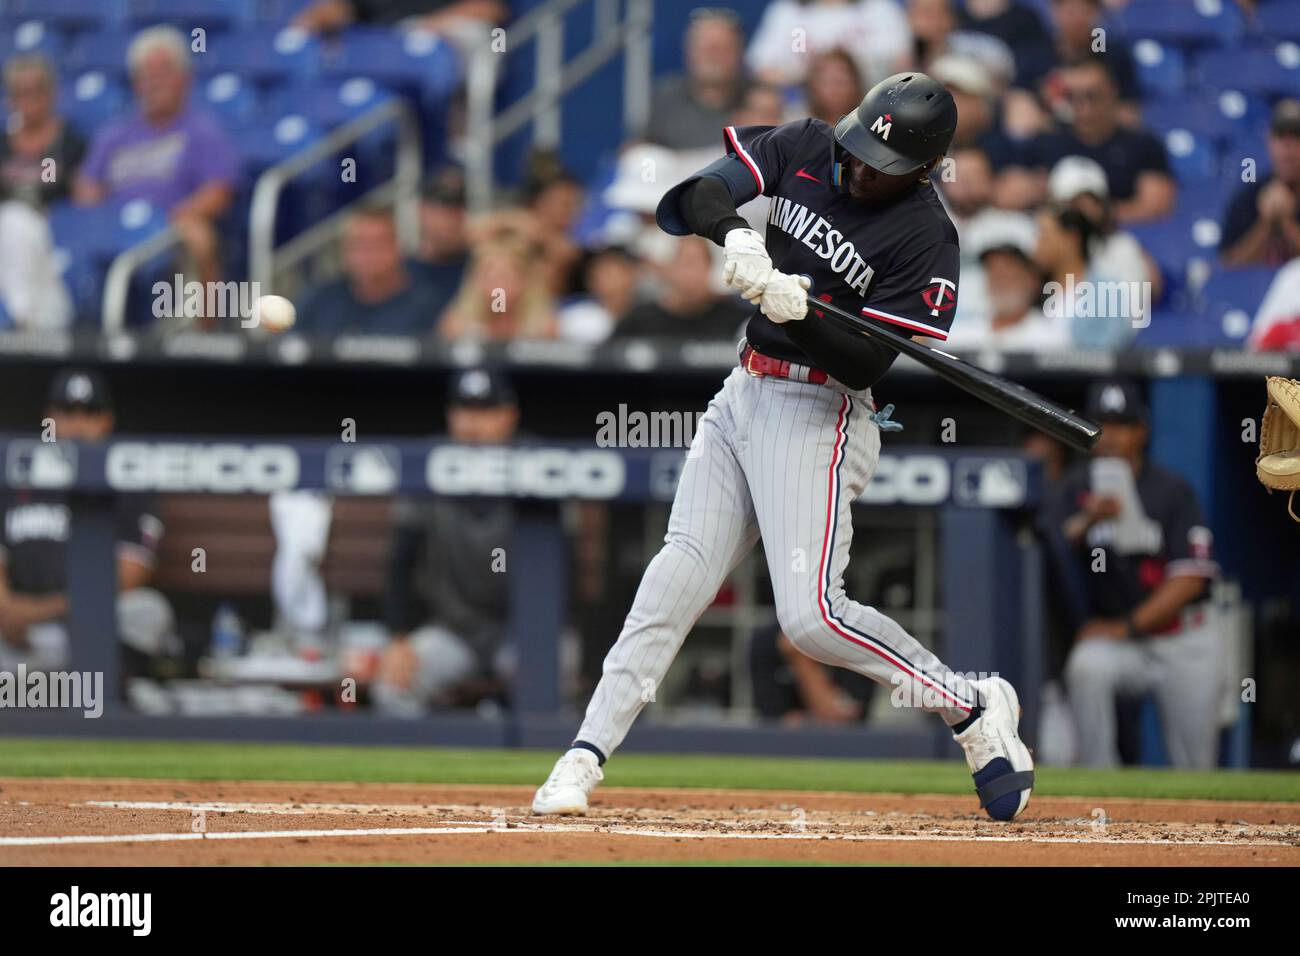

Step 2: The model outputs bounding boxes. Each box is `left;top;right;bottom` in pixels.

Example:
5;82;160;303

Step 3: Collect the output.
953;677;1035;822
532;748;603;815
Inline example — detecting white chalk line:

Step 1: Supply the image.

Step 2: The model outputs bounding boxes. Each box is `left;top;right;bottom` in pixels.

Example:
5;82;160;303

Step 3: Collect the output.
1;825;1296;849
0;800;1293;849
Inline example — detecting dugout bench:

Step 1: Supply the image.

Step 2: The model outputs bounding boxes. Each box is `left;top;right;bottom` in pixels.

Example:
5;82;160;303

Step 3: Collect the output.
0;435;1047;757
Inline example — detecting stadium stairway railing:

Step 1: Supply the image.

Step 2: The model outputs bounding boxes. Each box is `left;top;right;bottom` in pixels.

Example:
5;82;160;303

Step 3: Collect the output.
248;96;422;295
462;0;653;212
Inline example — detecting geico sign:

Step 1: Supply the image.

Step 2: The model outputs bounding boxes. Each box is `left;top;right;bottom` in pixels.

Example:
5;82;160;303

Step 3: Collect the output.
106;443;300;492
427;446;625;498
858;454;950;506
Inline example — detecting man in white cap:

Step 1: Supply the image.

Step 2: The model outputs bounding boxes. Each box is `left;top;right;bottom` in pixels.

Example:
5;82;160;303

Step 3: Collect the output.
1048;155;1161;304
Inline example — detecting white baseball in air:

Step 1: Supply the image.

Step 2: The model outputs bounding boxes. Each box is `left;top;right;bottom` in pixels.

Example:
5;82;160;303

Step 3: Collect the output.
252;294;296;331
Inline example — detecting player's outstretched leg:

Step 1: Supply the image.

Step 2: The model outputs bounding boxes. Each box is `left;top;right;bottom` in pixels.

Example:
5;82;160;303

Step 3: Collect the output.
534;371;760;815
744;378;1033;820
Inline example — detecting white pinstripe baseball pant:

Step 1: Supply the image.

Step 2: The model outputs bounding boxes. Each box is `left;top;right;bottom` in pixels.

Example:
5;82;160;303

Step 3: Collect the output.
575;364;978;757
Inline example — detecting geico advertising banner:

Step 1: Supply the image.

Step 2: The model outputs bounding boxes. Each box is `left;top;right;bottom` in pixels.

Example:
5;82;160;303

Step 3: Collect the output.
0;438;1038;508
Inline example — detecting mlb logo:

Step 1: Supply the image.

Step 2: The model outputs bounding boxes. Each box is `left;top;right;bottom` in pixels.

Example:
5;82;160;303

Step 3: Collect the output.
325;445;400;494
954;458;1027;508
5;441;77;490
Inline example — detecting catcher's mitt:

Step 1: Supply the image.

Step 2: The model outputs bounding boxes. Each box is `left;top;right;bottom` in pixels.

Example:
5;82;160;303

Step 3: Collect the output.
1256;376;1300;521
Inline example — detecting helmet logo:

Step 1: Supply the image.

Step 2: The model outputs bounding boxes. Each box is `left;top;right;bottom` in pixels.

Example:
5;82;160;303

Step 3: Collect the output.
922;277;956;317
870;113;893;141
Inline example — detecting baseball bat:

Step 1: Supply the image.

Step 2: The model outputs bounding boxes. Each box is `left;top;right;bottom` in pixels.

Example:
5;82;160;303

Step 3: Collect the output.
810;295;1102;452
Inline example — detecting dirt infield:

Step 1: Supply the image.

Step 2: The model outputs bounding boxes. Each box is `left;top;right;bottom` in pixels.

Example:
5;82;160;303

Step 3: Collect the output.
1;777;1298;866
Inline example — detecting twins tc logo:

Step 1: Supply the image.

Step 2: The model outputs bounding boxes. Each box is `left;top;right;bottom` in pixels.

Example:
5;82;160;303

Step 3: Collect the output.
870;113;893;141
922;277;957;317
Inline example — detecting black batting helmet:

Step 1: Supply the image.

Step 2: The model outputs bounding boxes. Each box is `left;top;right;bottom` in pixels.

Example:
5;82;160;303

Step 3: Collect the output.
831;72;957;188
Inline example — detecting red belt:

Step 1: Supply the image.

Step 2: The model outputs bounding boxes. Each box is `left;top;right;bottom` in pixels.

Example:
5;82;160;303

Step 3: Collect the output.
740;344;828;385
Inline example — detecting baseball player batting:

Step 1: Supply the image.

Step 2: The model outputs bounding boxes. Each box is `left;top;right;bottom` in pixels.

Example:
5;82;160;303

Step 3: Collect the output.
534;72;1035;821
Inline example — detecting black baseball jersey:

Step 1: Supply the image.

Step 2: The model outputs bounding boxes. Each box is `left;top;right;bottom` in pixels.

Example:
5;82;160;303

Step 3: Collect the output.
0;490;162;596
1051;461;1217;623
658;118;961;370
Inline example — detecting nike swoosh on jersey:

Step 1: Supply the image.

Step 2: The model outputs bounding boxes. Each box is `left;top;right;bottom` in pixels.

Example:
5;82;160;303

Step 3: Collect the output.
795;168;823;184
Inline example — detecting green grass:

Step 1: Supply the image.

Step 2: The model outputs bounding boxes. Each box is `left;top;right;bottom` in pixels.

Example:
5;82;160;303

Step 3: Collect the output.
0;737;1296;803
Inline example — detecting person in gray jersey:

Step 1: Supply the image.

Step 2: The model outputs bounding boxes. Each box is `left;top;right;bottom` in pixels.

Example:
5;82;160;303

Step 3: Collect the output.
534;73;1035;821
374;368;518;714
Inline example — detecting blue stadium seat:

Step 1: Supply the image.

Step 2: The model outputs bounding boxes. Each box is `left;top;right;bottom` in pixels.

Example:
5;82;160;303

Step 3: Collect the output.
47;199;168;263
235;0;318;27
319;26;462;100
1114;0;1246;48
191;26;321;83
1256;1;1300;43
1197;42;1300;97
1162;128;1218;181
1170;178;1233;223
0;18;65;58
198;72;262;126
274;77;399;128
228;112;324;171
1144;89;1269;144
60;72;129;132
1200;266;1277;316
1131;39;1187;98
124;0;240;31
3;0;126;32
48;198;173;325
1219;131;1271;181
64;31;137;75
1133;307;1205;347
1128;211;1222;280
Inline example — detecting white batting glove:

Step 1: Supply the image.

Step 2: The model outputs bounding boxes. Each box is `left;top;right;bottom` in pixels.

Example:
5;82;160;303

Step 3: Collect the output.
722;228;773;301
759;271;812;324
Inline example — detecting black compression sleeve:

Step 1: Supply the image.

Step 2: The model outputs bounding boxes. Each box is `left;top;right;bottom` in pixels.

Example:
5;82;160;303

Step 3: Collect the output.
784;314;898;391
679;177;751;245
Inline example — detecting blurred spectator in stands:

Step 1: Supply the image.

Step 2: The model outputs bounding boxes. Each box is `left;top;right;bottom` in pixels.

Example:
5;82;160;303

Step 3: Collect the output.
1248;257;1300;351
601;143;683;266
1220;99;1300;268
439;230;557;340
733;82;787;128
294;0;507;43
998;59;1174;223
1041;0;1141;124
907;0;1016;88
1034;204;1143;347
376;367;518;715
645;9;748;152
1048;155;1161;300
415;166;470;301
802;48;865;127
947;238;1064;350
957;0;1051;88
558;245;644;344
750;626;875;725
612;235;746;341
0;200;73;330
0;369;176;675
0;54;86;208
297;205;446;335
73;26;238;289
929;55;1017;169
1051;380;1222;769
940;149;1037;320
750;0;911;89
523;157;585;295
